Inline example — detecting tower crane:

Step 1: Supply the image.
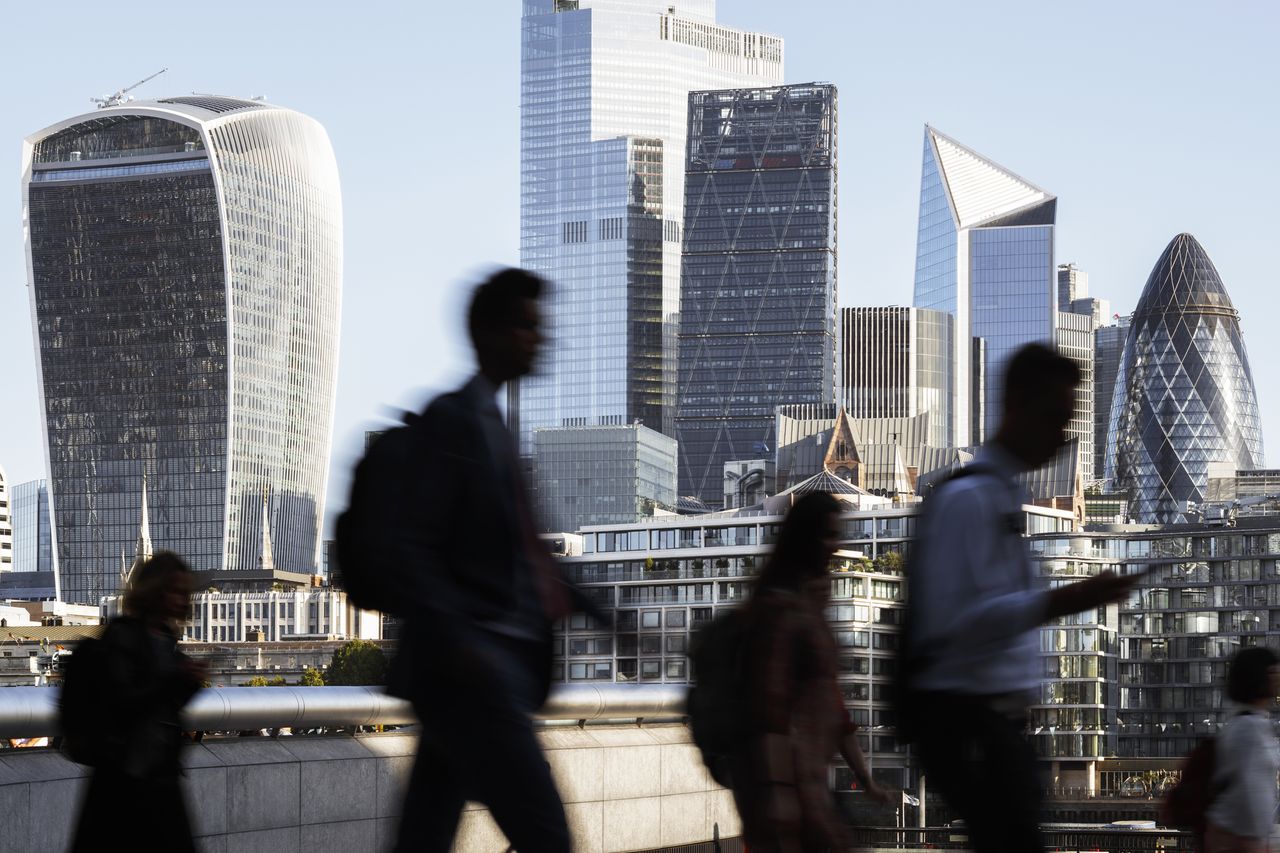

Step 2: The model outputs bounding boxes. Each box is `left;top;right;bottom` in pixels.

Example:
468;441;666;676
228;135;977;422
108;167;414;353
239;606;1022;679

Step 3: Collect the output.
91;68;168;109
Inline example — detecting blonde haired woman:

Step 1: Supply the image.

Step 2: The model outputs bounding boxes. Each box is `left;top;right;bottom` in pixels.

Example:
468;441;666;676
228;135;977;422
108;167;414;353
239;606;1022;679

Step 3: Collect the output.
68;552;206;853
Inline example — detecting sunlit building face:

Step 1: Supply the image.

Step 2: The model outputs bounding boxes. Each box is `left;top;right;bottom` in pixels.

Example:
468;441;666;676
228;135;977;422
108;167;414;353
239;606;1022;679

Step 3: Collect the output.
23;97;342;604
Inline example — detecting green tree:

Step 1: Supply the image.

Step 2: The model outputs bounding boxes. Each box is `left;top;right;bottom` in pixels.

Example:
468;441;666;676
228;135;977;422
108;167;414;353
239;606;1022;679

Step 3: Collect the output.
243;675;288;687
872;551;904;575
299;667;325;686
325;639;388;686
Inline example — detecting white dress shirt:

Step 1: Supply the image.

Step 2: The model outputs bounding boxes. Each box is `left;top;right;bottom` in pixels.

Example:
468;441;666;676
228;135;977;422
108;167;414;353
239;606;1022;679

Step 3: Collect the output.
909;443;1050;697
1207;708;1280;839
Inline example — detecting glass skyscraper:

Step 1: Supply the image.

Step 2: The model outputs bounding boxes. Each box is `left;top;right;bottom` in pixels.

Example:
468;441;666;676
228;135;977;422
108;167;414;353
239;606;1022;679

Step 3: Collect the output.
1094;317;1130;482
532;423;677;533
23;97;342;605
913;126;1057;446
518;0;783;450
676;83;837;506
1106;234;1264;524
11;479;53;577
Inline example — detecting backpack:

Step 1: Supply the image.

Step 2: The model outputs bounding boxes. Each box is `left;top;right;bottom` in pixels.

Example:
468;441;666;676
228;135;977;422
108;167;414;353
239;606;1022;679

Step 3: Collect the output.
334;415;425;616
59;636;109;766
1161;737;1218;838
686;607;750;787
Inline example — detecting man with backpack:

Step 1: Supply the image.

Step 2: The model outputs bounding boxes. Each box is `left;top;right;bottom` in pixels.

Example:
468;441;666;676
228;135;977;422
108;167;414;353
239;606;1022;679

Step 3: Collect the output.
902;343;1142;852
370;268;583;853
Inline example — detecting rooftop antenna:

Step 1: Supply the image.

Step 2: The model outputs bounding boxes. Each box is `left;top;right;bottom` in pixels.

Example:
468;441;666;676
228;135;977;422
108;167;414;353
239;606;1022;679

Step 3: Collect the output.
92;67;168;109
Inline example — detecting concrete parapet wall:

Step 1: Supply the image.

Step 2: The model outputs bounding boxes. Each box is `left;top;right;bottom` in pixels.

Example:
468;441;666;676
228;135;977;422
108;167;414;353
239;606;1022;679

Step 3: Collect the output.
0;723;738;853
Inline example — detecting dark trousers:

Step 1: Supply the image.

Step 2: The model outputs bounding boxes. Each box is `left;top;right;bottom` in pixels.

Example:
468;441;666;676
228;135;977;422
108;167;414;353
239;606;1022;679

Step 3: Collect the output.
70;767;195;853
914;693;1043;853
394;635;569;853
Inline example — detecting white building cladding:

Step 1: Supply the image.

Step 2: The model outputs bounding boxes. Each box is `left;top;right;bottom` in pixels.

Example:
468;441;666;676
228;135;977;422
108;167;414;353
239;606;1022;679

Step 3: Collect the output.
0;465;13;571
102;588;381;643
518;0;783;449
23;97;342;605
838;307;952;451
913;126;1057;447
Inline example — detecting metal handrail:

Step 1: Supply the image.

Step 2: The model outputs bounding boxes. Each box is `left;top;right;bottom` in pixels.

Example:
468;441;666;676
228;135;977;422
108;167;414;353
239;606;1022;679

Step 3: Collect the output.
0;683;690;739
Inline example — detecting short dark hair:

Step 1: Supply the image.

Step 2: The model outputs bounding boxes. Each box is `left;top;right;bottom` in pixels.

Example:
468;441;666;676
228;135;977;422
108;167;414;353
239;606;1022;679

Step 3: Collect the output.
123;551;192;620
467;267;545;348
1227;646;1279;703
1002;343;1081;411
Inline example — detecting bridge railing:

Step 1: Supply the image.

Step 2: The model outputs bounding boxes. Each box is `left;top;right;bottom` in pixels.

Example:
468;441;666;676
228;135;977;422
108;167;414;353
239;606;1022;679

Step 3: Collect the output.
0;683;690;739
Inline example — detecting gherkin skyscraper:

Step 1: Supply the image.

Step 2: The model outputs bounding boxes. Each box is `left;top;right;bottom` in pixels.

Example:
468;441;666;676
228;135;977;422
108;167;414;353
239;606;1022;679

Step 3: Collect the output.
1105;234;1263;523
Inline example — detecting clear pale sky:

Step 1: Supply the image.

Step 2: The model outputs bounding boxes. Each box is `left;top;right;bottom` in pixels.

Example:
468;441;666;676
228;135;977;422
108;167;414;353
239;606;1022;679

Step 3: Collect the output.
2;1;1277;528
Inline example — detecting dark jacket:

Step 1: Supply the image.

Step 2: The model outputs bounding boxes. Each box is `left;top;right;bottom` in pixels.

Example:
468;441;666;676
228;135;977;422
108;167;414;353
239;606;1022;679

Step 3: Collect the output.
97;615;201;780
386;382;596;705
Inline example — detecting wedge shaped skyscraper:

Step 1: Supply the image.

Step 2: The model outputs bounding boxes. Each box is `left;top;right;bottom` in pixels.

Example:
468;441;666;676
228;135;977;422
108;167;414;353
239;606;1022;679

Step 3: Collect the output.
913;126;1057;447
23;97;342;604
1105;234;1263;523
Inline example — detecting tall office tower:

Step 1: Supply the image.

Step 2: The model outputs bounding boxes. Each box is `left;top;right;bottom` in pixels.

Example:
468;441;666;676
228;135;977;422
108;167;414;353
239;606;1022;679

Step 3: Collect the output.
518;0;783;450
1057;262;1089;312
677;83;836;506
0;465;12;571
24;97;342;605
11;480;53;576
912;126;1057;447
532;423;677;533
1070;296;1111;330
837;306;952;450
1106;234;1264;523
1054;310;1096;482
1093;315;1129;482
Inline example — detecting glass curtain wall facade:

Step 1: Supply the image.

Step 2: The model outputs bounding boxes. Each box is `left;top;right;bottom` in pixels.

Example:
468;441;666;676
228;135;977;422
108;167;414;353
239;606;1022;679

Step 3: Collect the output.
1094;317;1130;484
838;307;952;450
677;84;836;506
912;127;1057;446
531;423;677;533
518;0;783;451
1031;519;1280;762
11;480;53;576
23;98;342;605
1106;234;1263;524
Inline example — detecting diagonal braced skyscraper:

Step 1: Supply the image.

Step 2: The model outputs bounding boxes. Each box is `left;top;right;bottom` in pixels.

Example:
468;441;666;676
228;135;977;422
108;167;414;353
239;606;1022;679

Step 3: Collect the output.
913;126;1057;447
23;97;342;605
676;83;838;506
518;0;783;450
1106;234;1264;523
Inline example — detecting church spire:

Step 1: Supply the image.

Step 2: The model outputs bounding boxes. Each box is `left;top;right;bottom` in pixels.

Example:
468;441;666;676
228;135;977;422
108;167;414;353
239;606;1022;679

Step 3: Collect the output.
135;471;153;566
259;483;276;573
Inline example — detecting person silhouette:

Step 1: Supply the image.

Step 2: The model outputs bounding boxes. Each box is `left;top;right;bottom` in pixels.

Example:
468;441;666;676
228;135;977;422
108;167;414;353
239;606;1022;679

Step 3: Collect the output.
730;492;893;852
903;343;1141;852
68;551;205;853
388;267;589;853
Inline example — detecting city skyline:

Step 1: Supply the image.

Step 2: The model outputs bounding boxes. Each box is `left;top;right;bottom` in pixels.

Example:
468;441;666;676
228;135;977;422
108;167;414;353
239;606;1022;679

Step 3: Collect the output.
1;1;1278;525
